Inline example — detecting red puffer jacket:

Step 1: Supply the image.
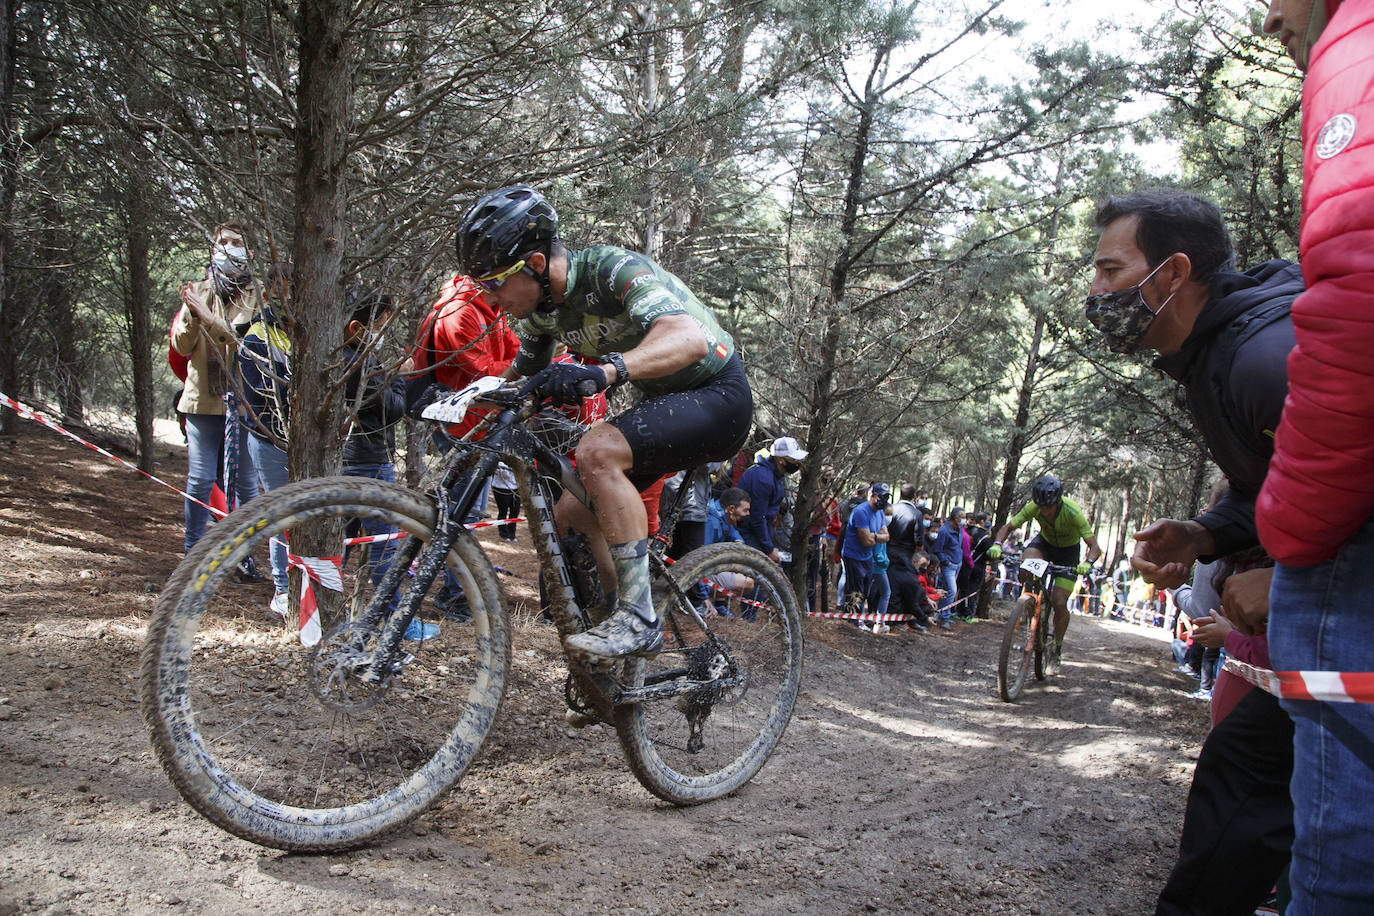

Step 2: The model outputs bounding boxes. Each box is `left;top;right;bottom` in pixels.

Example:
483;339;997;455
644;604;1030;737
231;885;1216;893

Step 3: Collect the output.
1257;0;1374;567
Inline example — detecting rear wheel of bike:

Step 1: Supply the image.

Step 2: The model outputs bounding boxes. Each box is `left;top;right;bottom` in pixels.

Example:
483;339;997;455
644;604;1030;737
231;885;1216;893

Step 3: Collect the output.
998;594;1036;702
616;543;803;804
141;477;511;852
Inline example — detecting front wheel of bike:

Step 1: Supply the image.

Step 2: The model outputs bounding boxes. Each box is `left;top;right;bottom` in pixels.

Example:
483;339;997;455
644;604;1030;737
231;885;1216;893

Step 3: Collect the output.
1041;600;1061;677
141;477;511;852
615;543;803;805
1033;595;1049;681
998;594;1037;702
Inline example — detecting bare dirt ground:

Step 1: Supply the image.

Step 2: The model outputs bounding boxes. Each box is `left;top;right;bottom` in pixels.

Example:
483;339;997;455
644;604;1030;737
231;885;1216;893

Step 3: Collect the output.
0;424;1210;915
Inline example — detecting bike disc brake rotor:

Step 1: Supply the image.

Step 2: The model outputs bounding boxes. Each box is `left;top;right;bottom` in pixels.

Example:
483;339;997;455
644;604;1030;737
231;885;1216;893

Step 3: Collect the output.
309;620;411;713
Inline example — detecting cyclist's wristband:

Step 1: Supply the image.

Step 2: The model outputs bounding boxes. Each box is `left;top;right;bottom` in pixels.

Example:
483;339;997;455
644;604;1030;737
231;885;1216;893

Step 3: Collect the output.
601;351;629;390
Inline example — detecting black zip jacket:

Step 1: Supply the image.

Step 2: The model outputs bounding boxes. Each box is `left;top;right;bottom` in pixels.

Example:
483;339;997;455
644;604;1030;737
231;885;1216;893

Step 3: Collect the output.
342;343;408;469
1152;260;1303;558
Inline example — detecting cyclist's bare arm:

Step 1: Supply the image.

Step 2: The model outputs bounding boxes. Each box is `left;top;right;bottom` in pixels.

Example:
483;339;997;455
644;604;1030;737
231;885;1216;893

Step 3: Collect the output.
1083;533;1104;565
603;314;707;385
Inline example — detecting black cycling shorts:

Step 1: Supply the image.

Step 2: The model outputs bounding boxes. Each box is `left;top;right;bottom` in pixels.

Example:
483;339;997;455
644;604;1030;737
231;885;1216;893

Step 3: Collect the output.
608;352;753;492
1026;535;1080;568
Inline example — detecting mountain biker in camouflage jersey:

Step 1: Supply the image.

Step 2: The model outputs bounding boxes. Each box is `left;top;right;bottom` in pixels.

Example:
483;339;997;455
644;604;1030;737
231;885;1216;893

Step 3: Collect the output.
456;185;754;661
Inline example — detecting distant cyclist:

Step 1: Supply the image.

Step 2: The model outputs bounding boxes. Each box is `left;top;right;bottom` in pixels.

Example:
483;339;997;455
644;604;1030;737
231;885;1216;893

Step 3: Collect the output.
989;474;1102;665
455;185;752;662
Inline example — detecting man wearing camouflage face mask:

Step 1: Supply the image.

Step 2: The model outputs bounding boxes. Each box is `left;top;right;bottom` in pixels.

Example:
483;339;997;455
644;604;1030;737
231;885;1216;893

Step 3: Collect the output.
1087;191;1306;915
1086;189;1302;583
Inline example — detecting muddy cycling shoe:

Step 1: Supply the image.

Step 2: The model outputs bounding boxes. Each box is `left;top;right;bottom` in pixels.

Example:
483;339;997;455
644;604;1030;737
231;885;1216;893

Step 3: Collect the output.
564;606;663;661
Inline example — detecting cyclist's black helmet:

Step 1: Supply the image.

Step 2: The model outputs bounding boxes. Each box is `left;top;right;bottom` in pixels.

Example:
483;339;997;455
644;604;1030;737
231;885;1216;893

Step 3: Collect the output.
1031;474;1063;507
456;185;558;279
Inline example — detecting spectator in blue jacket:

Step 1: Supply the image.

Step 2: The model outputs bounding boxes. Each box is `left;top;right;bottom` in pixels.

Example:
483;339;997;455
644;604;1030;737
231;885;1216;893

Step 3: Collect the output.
932;507;966;630
737;435;806;563
706;487;750;545
703;487;754;616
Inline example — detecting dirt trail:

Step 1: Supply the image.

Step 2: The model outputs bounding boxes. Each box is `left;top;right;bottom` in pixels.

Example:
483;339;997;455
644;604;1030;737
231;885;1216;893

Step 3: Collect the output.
0;426;1209;914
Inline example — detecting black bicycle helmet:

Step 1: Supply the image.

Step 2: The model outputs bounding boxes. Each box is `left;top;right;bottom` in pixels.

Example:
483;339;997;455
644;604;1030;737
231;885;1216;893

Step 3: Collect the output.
1031;474;1063;507
456;184;558;279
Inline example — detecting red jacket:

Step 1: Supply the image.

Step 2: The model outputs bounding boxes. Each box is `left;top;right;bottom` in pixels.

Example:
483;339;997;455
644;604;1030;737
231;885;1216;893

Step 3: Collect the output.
412;276;519;438
1257;0;1374;566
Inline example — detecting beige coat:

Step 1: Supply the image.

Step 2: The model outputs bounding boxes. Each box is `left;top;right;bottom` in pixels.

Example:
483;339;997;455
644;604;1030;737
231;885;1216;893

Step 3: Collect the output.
171;277;265;415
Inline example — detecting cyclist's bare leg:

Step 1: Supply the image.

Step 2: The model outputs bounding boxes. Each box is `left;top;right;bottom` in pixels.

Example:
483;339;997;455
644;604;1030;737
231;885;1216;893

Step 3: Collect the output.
1050;585;1071;641
553;421;647;581
562;423;663;659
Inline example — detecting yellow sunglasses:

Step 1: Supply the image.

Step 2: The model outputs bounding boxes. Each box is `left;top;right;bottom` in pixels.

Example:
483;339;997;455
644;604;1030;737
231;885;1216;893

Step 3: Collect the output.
474;259;526;291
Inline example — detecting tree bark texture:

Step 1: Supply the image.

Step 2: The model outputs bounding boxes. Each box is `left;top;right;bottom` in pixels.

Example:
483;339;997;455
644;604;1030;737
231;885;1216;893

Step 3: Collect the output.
124;173;155;473
287;0;351;574
0;0;18;435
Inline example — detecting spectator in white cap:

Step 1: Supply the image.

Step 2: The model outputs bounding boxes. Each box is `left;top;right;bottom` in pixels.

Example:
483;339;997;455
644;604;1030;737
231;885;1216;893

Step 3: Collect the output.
736;435;808;563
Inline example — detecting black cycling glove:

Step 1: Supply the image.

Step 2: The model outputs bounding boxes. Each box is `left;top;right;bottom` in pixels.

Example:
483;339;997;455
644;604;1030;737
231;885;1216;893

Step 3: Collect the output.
519;361;609;407
407;382;449;419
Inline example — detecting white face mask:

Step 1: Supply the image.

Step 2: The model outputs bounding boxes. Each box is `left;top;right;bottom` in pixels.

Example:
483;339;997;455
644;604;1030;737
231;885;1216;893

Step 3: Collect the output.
212;243;250;277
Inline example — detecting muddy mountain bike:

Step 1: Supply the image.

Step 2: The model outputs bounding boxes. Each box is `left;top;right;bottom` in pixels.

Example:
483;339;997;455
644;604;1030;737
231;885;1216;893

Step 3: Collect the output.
996;557;1076;702
141;376;803;852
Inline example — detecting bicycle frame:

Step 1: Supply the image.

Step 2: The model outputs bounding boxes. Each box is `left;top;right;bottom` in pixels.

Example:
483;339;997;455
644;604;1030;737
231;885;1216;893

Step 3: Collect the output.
1019;557;1076;650
352;388;728;712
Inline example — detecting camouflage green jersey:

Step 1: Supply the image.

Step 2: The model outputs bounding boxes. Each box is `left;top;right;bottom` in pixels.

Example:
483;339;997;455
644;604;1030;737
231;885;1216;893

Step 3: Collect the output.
512;245;736;398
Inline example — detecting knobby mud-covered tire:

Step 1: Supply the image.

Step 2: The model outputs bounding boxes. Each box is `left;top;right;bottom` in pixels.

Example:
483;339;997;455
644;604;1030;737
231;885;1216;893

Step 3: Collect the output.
998;594;1036;702
1033;598;1049;681
615;542;803;805
1041;602;1061;678
140;476;511;852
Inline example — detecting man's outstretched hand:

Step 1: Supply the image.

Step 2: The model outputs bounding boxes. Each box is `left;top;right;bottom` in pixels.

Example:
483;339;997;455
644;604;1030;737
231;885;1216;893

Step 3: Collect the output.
1131;519;1214;589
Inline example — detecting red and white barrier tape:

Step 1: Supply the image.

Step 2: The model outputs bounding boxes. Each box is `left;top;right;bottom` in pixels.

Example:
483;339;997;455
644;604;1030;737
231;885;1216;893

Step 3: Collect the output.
809;611;916;623
1;392;529;546
1223;657;1374;704
2;392;227;518
339;517;525;547
286;551;342;647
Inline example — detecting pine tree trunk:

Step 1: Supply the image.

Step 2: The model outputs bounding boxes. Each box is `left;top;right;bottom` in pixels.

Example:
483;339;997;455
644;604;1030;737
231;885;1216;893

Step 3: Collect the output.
0;0;18;435
286;0;352;612
288;0;351;483
125;178;155;473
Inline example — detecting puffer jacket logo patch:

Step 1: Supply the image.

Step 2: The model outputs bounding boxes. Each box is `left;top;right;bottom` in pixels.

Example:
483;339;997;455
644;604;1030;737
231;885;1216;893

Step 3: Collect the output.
1315;113;1357;159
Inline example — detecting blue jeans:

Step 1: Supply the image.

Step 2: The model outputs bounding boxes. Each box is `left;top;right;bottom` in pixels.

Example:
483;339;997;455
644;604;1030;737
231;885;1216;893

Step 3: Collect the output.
343;462;398;599
868;569;890;615
839;555;872;619
246;435;289;594
1269;513;1374;916
184;412;257;553
938;564;959;622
